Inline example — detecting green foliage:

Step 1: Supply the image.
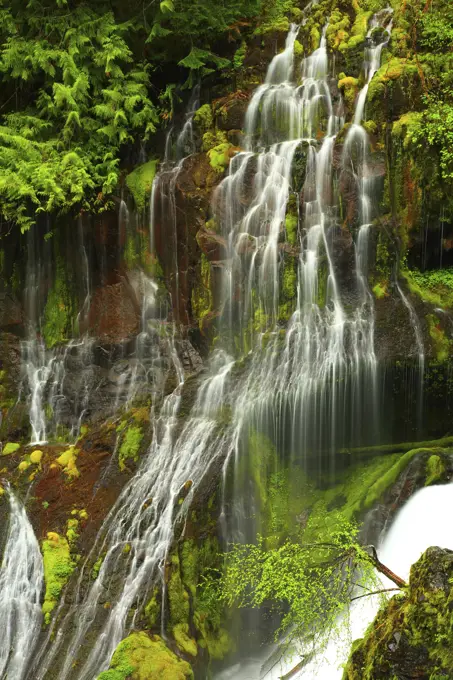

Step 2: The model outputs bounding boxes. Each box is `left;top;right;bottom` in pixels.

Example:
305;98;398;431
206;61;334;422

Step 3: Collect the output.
216;518;379;649
0;0;261;228
404;268;453;309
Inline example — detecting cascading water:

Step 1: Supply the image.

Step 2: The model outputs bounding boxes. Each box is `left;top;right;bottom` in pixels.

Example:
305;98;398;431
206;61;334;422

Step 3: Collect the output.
5;5;439;680
0;488;44;680
31;347;234;680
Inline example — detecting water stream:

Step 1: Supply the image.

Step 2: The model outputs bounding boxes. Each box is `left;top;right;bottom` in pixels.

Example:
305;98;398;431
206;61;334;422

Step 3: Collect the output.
0;488;44;680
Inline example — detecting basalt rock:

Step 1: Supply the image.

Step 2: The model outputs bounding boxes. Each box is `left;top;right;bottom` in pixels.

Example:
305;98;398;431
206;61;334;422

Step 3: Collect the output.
344;546;453;679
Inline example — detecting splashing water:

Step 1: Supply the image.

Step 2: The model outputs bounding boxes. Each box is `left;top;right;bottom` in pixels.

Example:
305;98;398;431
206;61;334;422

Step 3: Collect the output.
0;488;43;680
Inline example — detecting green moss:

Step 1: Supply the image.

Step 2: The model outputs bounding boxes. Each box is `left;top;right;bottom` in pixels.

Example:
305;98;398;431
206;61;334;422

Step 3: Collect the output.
293;39;303;58
233;42;247;69
372;282;388;299
2;442;20;455
207;143;234;174
191;253;212;328
118;426;144;471
202;129;227;153
425;454;446;486
173;624;197;658
338;76;359;109
145;588;160;627
96;632;193;680
194;104;213;131
368;57;419;102
326;9;350;50
404;268;453;310
56;446;80;479
343;547;453;678
427;314;451;362
42;533;75;624
92;555;104;580
285;210;298;246
125;159;158;212
42;257;74;349
168;554;190;627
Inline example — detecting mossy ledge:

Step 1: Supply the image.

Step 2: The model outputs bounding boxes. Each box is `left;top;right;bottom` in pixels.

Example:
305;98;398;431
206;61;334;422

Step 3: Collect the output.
96;632;193;680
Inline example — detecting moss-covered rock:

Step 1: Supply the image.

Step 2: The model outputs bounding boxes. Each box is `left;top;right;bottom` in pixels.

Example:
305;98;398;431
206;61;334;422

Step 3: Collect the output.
125;159;159;212
343;547;453;678
96;632;194;680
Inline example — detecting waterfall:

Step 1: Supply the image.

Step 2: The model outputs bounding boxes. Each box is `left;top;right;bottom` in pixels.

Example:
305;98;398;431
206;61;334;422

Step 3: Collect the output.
0;488;43;680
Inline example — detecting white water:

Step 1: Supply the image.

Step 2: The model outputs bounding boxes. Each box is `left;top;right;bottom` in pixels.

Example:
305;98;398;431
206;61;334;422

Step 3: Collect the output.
0;488;44;680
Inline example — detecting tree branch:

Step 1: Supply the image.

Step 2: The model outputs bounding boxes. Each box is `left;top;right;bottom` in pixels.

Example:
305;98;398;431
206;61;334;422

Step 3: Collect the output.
364;546;407;588
350;587;400;602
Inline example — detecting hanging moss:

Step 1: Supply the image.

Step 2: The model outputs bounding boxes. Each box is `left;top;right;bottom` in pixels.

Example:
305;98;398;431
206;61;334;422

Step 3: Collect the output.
96;632;194;680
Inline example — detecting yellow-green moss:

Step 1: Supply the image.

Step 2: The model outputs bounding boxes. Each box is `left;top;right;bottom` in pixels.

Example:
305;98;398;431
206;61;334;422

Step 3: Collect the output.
425;454;446;486
118;426;144;471
193;104;213;131
207;143;234;174
42;532;75;624
338;76;359;109
2;442;20;456
56;446;80;479
126;159;159;212
30;449;43;464
96;632;194;680
173;624;198;658
372;282;388;299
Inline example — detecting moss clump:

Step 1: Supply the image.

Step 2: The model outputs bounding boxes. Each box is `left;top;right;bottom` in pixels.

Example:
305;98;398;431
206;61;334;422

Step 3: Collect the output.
2;442;20;455
42;532;75;624
96;632;193;680
293;39;303;58
55;446;80;479
368;57;419;103
207;143;234;174
338;76;359;110
372;282;387;299
201;129;226;152
425;454;446;486
30;449;43;464
193;104;213;131
118;425;144;471
125;159;158;212
173;624;198;658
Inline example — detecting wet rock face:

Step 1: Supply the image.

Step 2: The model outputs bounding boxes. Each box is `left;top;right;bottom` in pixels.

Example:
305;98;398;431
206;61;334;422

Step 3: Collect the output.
87;281;141;344
0;293;23;332
344;546;453;679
